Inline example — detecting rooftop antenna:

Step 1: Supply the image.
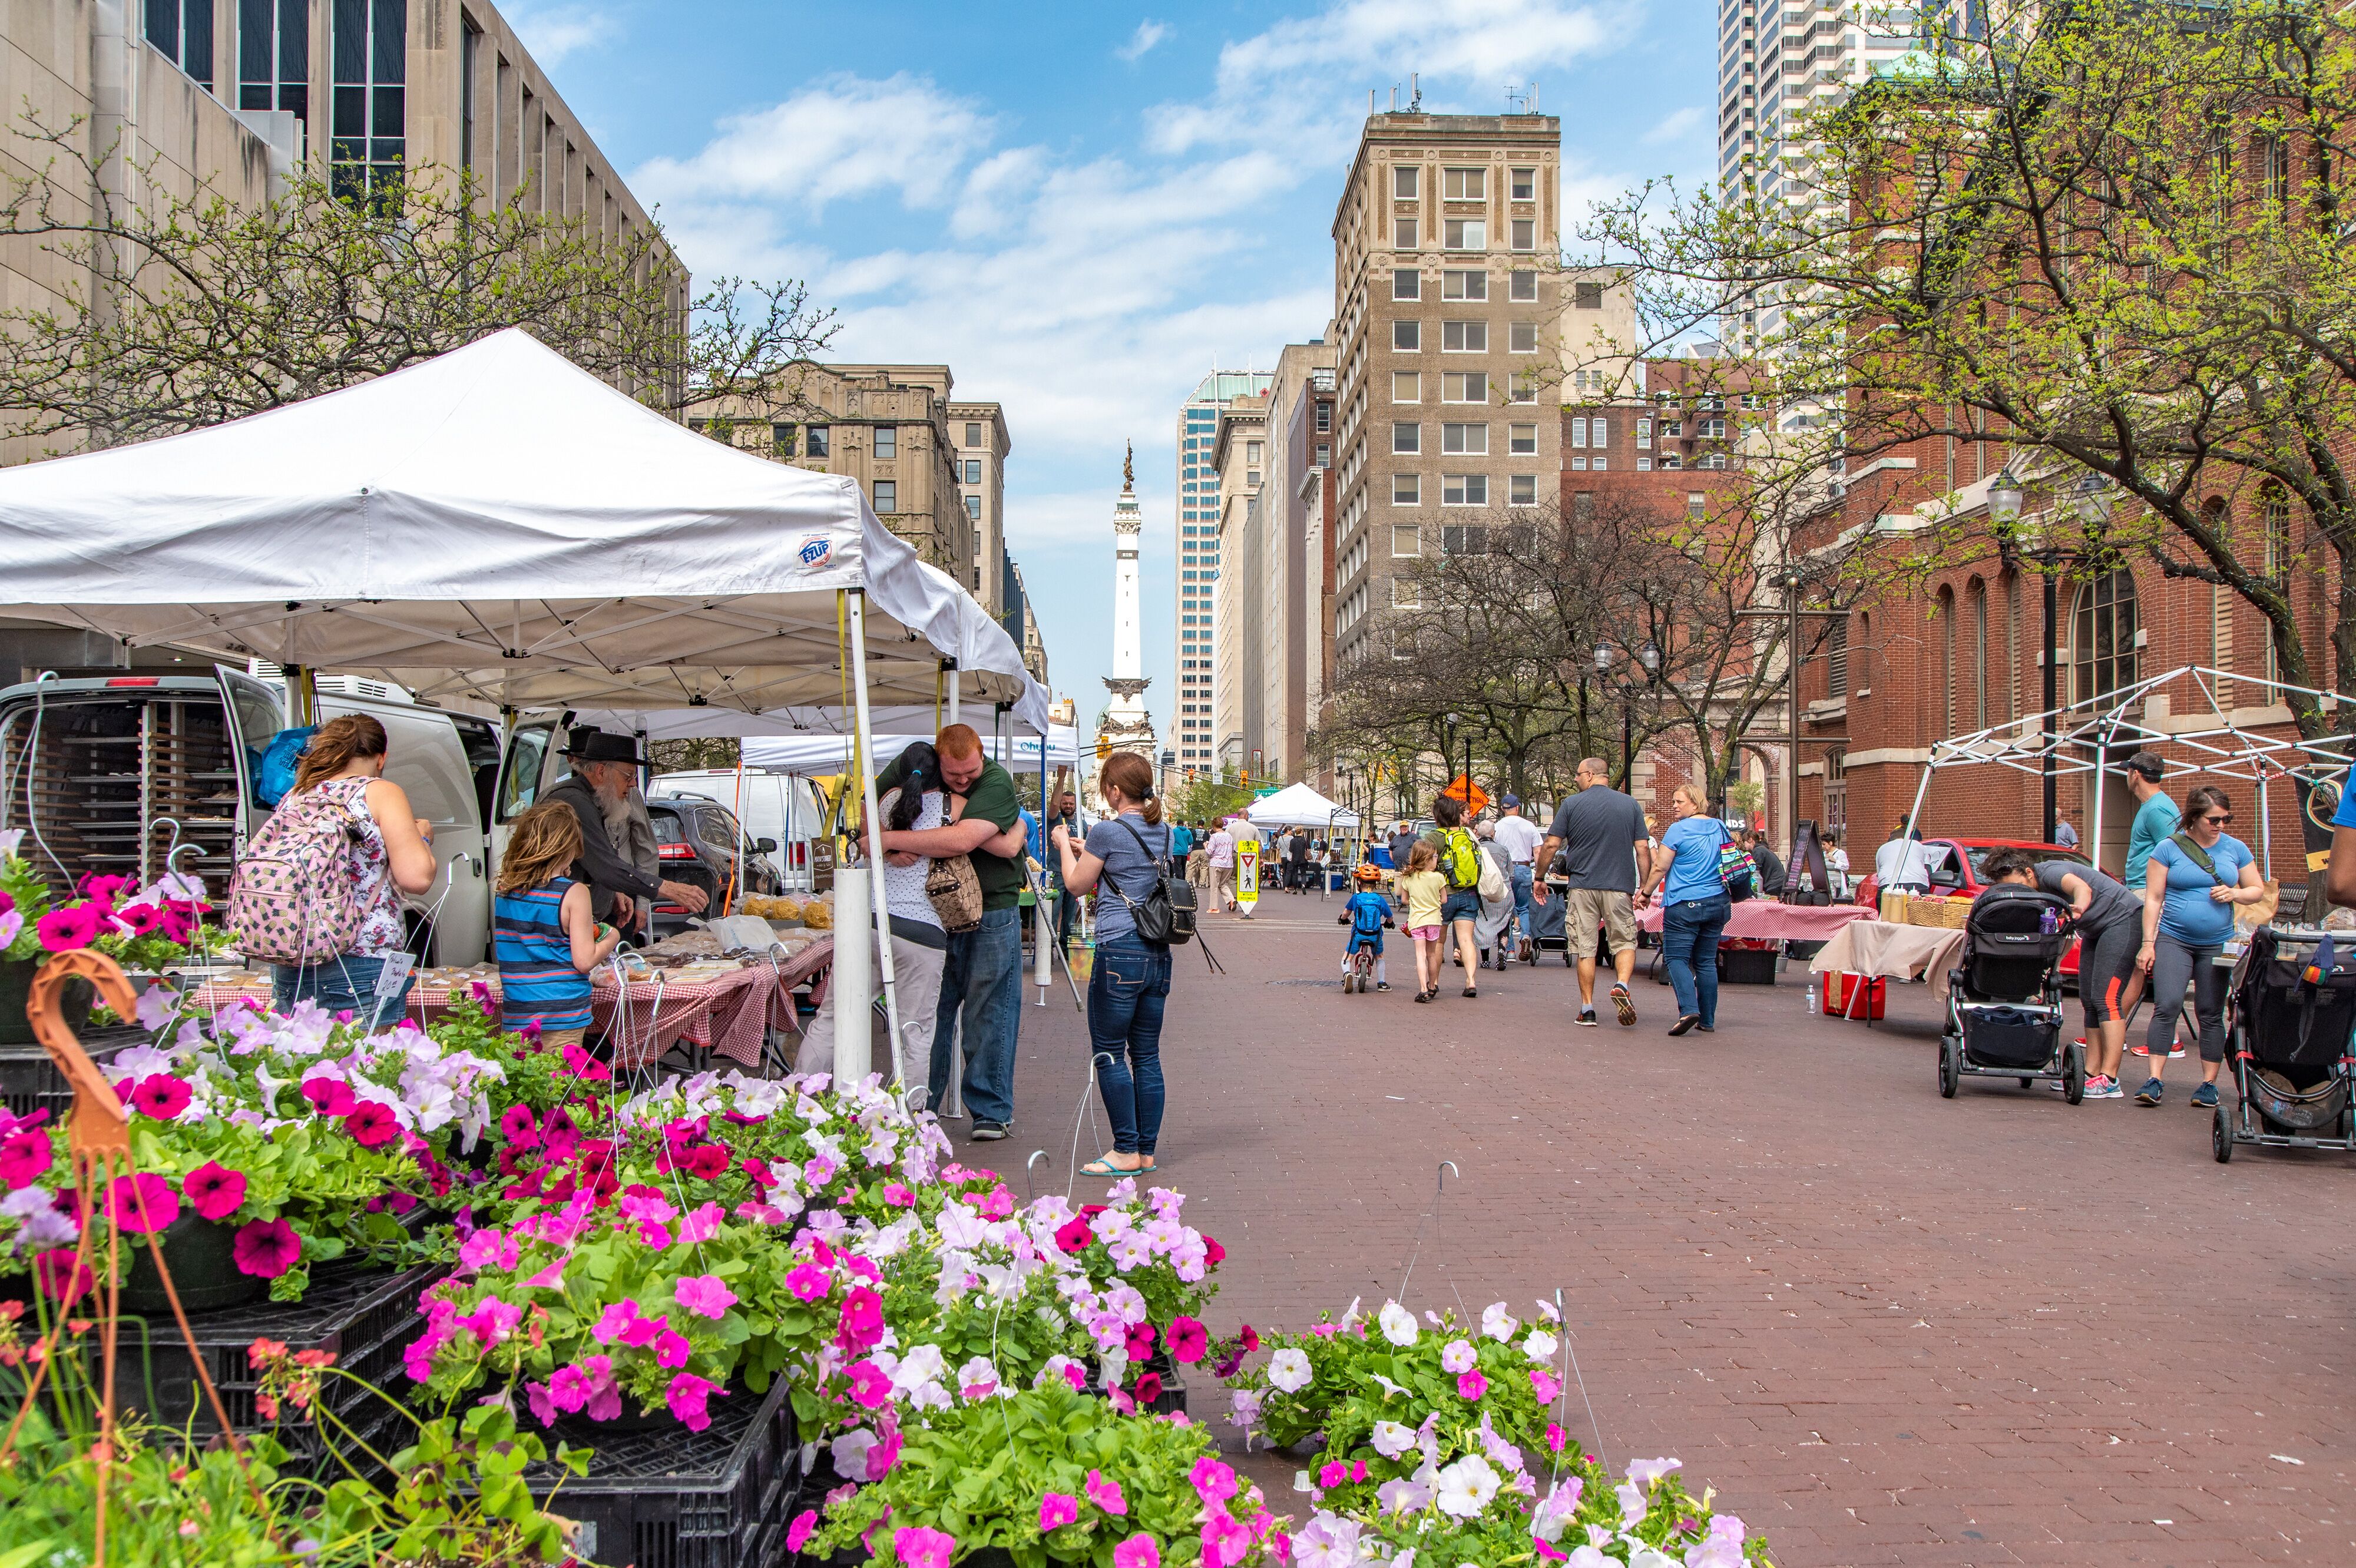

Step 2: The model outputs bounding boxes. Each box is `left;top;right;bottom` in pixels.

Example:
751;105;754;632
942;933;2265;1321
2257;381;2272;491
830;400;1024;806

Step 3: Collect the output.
1390;85;1398;111
1409;72;1421;111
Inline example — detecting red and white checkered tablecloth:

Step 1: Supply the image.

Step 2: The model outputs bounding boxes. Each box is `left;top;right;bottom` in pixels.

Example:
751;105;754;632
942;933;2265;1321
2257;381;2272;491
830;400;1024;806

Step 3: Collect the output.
187;937;833;1071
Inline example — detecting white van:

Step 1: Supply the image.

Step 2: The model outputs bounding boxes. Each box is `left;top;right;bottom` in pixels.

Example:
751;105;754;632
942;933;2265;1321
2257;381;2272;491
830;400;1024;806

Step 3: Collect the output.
0;668;504;964
647;769;835;892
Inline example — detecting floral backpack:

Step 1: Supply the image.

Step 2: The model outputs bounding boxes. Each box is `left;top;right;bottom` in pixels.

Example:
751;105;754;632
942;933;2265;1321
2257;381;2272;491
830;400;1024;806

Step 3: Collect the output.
227;785;366;965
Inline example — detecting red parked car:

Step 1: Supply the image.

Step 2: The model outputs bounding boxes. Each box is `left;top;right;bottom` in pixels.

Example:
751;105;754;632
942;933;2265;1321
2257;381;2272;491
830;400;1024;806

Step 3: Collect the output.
1854;837;2093;978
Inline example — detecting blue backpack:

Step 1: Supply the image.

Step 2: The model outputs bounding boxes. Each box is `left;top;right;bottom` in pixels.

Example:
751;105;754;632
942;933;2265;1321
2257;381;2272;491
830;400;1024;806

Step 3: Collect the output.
1349;892;1388;937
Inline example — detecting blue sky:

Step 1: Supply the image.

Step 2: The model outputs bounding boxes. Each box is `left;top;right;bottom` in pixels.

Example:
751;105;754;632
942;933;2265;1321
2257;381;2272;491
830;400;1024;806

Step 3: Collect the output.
502;0;1714;738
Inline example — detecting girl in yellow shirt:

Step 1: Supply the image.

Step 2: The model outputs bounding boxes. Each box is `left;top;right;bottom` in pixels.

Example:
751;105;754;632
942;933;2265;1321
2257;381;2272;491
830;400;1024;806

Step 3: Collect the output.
1398;841;1452;1003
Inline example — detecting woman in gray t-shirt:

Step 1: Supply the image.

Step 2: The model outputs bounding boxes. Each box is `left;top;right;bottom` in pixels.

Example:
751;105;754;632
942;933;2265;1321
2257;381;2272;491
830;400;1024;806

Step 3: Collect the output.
1050;752;1172;1179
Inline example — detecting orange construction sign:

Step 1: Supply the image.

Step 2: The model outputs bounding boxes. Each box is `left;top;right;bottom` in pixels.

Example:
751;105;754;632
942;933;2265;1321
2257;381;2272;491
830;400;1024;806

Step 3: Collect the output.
1441;774;1489;816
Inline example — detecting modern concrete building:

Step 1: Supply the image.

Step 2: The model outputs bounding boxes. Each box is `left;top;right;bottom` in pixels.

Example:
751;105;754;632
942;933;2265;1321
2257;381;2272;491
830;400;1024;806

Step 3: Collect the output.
1328;110;1566;671
1260;342;1337;784
1210;390;1268;779
1170;369;1269;779
949;402;1011;613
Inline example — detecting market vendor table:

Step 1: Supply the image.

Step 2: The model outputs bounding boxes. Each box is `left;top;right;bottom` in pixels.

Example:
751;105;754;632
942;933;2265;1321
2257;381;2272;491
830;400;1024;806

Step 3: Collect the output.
1805;919;1968;1001
1635;899;1874;941
187;937;833;1073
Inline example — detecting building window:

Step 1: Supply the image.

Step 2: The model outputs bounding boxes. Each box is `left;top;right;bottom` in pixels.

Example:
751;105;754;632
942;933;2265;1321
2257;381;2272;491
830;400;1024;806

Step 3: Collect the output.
1440;422;1488;455
1443;524;1490;555
965;421;982;445
1636;418;1651;449
1510;219;1536;251
1392;474;1421;505
1510;166;1536;201
965;495;981;520
1246;441;1261;464
873;425;897;459
1393;524;1421;555
2072;570;2140;704
1441;320;1488;352
964;458;982;483
1636;456;1652;471
1590;415;1608;446
1509;423;1537;455
1442;167;1488;200
1510;269;1538;302
772;424;796;456
873;479;897;513
1394;217;1419;249
1441;372;1488;403
1509;474;1537;505
1508;322;1538;355
1442;474;1489;505
1394;578;1420;608
1394;166;1419;200
805;426;830;458
1574;281;1604;309
1394;320;1421;352
1700;417;1728;439
1392;371;1421;402
240;0;309;118
1508;372;1538;403
1826;615;1848;698
148;0;216;88
1315;402;1332;433
331;0;408;201
1570;418;1586;448
1938;586;1957;736
1696;452;1730;469
1391;422;1421;455
1968;578;1989;730
1393;267;1421;300
1686;492;1706;518
1443;219;1487;250
1590;456;1607;471
1442;269;1488;300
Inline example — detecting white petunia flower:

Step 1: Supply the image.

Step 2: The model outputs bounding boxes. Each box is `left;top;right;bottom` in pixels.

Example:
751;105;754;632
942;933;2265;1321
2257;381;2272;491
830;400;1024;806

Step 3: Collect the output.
1267;1347;1313;1392
1440;1338;1477;1374
1370;1420;1416;1459
1434;1455;1500;1519
1378;1301;1419;1347
1523;1328;1559;1362
1481;1302;1519;1341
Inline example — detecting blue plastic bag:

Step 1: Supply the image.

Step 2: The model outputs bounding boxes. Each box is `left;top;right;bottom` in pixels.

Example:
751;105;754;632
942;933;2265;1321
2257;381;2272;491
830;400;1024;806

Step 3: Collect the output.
255;725;318;808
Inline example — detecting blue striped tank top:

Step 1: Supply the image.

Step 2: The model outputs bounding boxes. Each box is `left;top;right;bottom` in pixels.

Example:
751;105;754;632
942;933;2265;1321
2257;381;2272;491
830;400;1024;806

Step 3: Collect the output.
493;876;593;1031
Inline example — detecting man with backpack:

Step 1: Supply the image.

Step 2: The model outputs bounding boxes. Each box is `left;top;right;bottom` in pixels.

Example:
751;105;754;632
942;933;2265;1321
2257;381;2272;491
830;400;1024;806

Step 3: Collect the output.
1427;792;1487;998
1534;757;1654;1028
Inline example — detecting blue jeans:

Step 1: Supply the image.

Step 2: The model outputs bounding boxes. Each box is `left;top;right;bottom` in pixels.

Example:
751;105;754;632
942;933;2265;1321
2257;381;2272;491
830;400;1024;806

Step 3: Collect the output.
1088;937;1171;1156
1660;894;1733;1026
1510;865;1534;943
929;907;1024;1126
271;953;416;1030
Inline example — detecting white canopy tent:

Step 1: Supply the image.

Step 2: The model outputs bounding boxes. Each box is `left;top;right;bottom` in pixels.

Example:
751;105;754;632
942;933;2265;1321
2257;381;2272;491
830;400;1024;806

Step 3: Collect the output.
1245;782;1362;831
0;326;1058;1086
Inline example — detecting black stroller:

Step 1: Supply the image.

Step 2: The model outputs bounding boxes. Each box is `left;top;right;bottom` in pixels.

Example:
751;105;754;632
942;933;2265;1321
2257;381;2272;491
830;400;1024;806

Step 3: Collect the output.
1530;866;1572;966
2212;928;2356;1162
1940;885;2085;1103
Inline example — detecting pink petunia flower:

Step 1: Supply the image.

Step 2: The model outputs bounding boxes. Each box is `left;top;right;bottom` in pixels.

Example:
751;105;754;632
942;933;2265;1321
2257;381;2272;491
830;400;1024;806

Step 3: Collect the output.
665;1371;724;1431
786;1512;818;1553
1166;1315;1209;1364
0;1129;52;1190
846;1359;893;1409
183;1161;247;1222
1457;1369;1488;1401
1040;1493;1080;1531
1190;1457;1238;1505
1124;1321;1157;1361
652;1329;692;1368
343;1100;398;1147
36;903;103;952
836;1285;884;1351
866;1429;902;1480
1113;1536;1160;1568
1086;1468;1127;1516
672;1273;738;1320
783;1261;829;1302
130;1074;191;1120
107;1172;181;1234
1054;1217;1095;1253
232;1218;301;1278
301;1077;357;1117
882;1182;914;1207
892;1526;956;1568
591;1301;643;1344
1531;1369;1561;1404
35;1249;92;1303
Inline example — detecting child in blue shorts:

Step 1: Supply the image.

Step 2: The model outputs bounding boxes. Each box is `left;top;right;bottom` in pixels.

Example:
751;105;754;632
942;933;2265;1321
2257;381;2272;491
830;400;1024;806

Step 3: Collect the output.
1338;862;1395;991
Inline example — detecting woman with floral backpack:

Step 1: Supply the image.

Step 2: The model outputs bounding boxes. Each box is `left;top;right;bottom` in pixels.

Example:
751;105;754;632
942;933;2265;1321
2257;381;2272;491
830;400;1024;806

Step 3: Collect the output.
242;714;440;1027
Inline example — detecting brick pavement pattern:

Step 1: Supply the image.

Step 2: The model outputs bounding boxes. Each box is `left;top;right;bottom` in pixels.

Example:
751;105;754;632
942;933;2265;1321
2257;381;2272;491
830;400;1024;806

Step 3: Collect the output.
953;914;2356;1566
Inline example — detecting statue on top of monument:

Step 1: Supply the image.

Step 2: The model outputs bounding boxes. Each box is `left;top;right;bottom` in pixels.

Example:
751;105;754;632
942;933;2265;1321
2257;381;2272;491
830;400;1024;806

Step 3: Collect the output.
1123;441;1134;490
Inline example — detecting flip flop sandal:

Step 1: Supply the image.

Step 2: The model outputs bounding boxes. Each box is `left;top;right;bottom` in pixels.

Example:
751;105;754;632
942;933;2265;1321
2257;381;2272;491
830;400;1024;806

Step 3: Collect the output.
1081;1157;1140;1178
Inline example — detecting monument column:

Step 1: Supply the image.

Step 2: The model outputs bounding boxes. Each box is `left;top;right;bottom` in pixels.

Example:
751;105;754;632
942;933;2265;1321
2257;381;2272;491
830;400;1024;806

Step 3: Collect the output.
1098;444;1158;769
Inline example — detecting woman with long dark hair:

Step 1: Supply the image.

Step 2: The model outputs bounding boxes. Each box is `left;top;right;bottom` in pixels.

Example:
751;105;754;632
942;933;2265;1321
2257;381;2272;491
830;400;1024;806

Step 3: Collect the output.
264;713;440;1026
1052;750;1171;1177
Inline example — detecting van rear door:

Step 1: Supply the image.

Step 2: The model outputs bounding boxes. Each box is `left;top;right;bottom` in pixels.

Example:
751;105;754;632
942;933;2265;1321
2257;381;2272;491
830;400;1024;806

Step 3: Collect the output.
488;712;567;878
213;664;287;848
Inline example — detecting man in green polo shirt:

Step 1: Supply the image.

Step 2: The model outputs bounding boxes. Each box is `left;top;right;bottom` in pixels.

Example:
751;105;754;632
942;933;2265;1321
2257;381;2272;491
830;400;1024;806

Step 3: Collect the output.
875;724;1028;1139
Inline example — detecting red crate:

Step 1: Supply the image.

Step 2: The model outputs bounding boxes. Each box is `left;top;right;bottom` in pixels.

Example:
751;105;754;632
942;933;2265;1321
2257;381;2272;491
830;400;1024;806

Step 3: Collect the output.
1821;972;1885;1020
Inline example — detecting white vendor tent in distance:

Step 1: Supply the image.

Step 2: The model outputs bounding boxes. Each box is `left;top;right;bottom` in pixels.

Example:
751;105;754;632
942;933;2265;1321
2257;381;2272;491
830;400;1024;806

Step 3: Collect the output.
1245;782;1361;830
0;328;1036;719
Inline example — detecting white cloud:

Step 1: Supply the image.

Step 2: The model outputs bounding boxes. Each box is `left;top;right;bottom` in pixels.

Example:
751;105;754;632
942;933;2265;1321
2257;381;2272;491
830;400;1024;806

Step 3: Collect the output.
632;74;991;214
502;3;619;66
1644;105;1703;144
1117;21;1172;62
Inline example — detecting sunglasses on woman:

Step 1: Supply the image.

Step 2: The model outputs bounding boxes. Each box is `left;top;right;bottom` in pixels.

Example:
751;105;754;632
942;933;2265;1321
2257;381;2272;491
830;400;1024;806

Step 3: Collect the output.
2192;813;2232;826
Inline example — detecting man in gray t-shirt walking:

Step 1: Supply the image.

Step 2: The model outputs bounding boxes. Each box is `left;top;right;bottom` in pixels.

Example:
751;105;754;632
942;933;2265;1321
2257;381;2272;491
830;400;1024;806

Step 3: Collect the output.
1534;757;1654;1028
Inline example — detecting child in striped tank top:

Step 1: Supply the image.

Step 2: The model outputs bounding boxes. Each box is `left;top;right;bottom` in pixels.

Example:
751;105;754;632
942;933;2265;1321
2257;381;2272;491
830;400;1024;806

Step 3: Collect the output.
494;802;621;1048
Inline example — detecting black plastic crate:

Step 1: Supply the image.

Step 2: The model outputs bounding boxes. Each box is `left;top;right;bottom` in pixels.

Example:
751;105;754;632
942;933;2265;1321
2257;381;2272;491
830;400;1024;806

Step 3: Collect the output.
1718;945;1781;985
1;1024;147;1121
532;1374;796;1568
110;1261;444;1479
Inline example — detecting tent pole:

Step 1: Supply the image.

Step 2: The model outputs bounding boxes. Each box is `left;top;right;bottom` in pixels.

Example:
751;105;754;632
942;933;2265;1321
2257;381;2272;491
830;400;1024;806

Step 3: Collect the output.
946;660;960;728
843;591;905;1091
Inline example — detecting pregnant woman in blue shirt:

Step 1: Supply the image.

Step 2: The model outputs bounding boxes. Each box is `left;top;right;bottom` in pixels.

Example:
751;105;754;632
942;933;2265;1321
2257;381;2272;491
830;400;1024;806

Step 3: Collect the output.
2135;786;2266;1108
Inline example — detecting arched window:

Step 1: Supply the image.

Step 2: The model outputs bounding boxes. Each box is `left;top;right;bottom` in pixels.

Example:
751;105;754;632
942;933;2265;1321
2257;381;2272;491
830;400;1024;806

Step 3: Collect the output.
2264;484;2293;687
2202;497;2232;670
1967;577;1988;730
1937;587;1957;735
2072;570;2140;704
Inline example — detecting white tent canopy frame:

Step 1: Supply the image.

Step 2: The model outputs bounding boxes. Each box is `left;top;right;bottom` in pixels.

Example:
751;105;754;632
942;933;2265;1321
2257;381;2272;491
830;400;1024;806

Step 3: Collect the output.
1904;664;2356;874
1245;782;1363;831
0;328;1064;1089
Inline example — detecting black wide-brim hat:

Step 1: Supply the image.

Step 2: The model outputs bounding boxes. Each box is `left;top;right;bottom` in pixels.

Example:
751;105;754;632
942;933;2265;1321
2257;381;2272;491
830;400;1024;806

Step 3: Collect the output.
562;726;643;766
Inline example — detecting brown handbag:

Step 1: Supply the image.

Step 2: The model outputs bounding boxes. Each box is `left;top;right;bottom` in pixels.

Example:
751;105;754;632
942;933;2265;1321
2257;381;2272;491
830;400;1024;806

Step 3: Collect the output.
926;852;984;933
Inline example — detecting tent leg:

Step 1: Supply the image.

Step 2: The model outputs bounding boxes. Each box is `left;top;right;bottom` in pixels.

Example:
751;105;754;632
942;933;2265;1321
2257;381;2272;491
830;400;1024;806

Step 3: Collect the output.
844;591;905;1092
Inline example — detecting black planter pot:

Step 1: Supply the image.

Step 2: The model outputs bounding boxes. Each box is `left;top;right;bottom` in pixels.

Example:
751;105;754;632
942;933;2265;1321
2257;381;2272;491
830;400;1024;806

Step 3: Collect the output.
119;1211;266;1314
0;957;92;1048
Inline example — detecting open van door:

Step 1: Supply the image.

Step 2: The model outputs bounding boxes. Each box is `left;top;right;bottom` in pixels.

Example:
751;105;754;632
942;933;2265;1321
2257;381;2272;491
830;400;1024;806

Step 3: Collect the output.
488;712;568;882
213;664;288;852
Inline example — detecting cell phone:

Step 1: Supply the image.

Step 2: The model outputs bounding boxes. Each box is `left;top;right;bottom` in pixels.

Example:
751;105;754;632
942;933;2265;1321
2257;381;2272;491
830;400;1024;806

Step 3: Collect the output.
595;922;615;942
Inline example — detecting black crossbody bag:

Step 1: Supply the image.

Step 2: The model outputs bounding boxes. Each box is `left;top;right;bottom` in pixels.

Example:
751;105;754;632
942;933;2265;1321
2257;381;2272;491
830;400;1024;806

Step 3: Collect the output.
1103;818;1196;947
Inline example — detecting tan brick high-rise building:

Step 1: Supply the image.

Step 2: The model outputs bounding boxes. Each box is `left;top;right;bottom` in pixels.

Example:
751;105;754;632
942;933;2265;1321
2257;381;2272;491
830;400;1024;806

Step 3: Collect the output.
1210;391;1267;776
1328;111;1566;669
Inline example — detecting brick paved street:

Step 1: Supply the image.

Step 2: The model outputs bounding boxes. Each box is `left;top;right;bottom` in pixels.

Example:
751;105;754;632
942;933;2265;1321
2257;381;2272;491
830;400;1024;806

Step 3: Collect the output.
954;908;2356;1567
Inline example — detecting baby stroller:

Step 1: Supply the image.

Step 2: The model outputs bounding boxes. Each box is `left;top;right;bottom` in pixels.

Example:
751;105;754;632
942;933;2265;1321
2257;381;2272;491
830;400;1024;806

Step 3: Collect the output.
2212;928;2356;1162
1530;866;1571;967
1940;884;2085;1104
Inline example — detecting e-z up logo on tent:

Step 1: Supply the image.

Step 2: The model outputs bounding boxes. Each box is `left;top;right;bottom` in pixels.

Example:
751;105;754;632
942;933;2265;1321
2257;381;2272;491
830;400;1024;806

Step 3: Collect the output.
796;535;833;569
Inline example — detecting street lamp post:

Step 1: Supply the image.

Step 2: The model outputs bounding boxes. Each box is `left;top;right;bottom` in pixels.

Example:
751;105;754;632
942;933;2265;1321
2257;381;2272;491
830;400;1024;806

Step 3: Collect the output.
1597;641;1660;792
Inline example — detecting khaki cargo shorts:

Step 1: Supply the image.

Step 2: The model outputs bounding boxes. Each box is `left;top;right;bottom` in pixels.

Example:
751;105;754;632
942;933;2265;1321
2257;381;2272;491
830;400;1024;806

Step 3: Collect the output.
1566;888;1637;957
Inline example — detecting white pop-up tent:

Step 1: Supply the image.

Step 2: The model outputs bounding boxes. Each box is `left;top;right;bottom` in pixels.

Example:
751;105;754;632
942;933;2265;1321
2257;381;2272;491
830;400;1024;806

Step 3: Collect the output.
0;327;1052;1086
1245;782;1362;831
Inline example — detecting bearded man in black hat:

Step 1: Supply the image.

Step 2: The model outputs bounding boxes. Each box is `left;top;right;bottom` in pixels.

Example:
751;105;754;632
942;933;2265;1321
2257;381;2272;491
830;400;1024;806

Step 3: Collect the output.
541;727;709;927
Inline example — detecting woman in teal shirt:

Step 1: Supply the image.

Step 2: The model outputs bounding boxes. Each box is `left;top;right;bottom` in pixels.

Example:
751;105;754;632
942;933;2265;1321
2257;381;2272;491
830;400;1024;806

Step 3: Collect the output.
2135;786;2265;1107
1640;783;1734;1037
